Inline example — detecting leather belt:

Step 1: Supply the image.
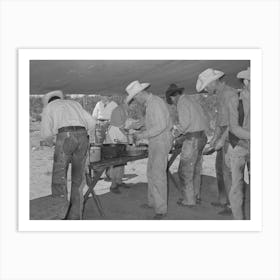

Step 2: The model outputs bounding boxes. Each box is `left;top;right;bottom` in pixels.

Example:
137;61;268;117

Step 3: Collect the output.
97;119;110;122
185;130;205;138
58;126;86;133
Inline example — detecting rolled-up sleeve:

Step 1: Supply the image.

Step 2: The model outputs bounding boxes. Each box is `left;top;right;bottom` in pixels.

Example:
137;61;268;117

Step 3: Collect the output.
40;107;53;139
229;96;250;140
141;100;168;139
83;109;96;133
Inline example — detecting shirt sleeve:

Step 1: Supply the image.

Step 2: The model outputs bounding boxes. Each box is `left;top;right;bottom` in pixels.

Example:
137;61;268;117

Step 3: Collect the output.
40;107;53;139
141;99;168;139
92;102;100;119
228;96;250;140
81;106;96;133
176;99;191;133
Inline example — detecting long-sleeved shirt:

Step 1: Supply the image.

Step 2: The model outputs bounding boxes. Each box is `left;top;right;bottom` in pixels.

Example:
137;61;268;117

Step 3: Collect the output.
176;94;209;133
216;83;238;127
141;94;172;140
92;100;118;120
228;89;250;140
211;83;239;143
40;99;96;139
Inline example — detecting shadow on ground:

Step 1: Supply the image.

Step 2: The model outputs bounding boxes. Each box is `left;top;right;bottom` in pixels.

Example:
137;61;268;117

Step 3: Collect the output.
83;174;250;220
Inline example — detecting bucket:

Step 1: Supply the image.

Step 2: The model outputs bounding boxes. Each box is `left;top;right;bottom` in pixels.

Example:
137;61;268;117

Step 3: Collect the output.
89;144;101;162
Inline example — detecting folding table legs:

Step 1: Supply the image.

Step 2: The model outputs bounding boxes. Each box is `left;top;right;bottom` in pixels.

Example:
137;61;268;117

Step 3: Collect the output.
84;168;106;217
167;149;181;193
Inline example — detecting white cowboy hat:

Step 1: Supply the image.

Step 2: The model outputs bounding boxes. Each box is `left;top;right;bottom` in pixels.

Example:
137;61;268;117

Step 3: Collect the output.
42;90;63;107
125;80;150;104
196;68;225;92
237;67;250;80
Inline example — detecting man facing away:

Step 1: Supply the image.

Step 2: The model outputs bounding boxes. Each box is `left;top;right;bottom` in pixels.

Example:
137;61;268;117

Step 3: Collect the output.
92;96;118;144
196;68;238;216
228;67;250;219
125;80;173;220
40;90;96;219
166;84;208;207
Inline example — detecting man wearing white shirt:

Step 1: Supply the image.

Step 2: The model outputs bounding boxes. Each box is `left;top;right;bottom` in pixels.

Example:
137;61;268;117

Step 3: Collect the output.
40;90;96;219
92;96;118;143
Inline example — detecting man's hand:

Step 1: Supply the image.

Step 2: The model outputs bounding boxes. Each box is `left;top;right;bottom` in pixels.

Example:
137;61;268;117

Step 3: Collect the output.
214;138;225;151
208;137;216;148
133;132;144;142
172;125;182;138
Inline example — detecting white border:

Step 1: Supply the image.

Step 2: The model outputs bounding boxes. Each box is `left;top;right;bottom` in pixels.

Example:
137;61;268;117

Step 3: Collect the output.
19;48;262;232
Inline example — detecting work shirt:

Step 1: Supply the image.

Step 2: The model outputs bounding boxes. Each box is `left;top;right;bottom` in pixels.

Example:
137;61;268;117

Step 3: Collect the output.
216;83;239;127
40;99;96;139
228;89;250;140
176;94;209;133
141;94;172;140
110;104;128;128
92;100;118;120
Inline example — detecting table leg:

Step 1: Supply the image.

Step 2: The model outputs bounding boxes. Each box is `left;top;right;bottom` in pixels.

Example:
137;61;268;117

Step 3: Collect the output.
167;149;181;194
84;167;106;217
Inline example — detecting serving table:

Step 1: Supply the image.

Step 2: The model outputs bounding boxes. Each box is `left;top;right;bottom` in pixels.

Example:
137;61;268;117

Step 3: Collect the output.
84;146;182;217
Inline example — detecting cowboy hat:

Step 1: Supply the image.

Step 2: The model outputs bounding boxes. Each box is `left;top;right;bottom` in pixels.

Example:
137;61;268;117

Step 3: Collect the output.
42;90;63;107
166;83;184;95
196;68;225;92
125;80;150;104
165;83;184;104
237;67;250;80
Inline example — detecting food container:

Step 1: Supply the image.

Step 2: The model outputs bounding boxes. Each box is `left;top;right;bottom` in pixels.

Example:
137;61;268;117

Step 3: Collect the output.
125;145;148;157
101;143;126;159
89;144;101;162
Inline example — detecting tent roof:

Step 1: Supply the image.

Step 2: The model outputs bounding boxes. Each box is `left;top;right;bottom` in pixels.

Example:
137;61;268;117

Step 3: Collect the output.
30;60;250;96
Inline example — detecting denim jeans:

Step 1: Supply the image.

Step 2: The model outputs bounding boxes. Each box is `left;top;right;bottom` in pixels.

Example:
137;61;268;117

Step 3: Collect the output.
178;133;207;205
229;145;250;219
51;130;89;219
215;141;232;205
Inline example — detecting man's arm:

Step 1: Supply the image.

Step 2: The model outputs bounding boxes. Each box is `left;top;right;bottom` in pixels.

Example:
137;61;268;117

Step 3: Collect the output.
139;100;168;139
40;107;53;140
228;96;250;140
176;99;191;134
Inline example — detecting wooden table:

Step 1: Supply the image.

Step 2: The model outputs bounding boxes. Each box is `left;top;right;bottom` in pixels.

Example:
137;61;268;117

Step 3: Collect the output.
84;147;181;217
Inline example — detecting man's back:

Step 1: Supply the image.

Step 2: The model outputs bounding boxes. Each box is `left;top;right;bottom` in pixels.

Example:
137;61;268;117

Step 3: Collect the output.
41;99;95;139
177;94;209;133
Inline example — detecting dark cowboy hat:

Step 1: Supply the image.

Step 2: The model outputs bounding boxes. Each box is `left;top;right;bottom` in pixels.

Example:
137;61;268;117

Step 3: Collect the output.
165;83;184;104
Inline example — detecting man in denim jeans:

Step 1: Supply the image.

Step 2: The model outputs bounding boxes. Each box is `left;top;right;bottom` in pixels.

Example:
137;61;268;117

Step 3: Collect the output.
40;91;96;219
196;69;239;216
228;67;250;219
166;84;209;207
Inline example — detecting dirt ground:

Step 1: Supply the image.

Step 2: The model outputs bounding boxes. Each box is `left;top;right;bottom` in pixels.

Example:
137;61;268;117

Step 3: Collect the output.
30;121;250;220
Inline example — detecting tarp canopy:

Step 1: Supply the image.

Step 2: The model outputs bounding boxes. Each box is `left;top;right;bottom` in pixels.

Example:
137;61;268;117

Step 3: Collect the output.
30;60;250;96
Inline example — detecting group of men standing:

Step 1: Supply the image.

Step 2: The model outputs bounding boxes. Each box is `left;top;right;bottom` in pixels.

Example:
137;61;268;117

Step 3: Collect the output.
40;65;250;220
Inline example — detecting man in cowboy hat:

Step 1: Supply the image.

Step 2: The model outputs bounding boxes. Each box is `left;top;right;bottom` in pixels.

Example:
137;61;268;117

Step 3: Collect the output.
125;80;173;219
40;90;96;219
228;67;250;219
196;68;239;215
166;84;208;206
